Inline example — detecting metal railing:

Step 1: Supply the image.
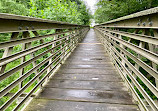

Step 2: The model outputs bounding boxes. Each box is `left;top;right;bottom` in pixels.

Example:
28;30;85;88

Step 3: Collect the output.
94;7;158;111
0;13;89;111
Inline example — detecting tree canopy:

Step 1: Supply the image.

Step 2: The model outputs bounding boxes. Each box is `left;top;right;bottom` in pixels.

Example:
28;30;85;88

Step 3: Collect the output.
94;0;158;24
0;0;91;25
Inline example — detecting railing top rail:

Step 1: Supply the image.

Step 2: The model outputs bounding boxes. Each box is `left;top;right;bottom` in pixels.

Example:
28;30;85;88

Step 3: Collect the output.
95;7;158;27
0;13;88;27
0;13;89;33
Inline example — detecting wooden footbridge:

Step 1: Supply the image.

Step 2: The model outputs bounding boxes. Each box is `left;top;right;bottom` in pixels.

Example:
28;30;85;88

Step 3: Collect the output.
0;7;158;111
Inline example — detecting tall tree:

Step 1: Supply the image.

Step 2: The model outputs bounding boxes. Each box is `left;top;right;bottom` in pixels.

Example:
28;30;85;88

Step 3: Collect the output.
0;0;91;25
94;0;158;23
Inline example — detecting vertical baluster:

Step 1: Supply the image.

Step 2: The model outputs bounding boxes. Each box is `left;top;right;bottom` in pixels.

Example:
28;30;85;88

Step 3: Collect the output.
74;29;78;47
65;30;70;59
32;31;44;85
152;30;158;88
55;29;62;62
62;30;66;62
0;32;19;74
19;32;29;88
17;32;31;103
71;30;74;51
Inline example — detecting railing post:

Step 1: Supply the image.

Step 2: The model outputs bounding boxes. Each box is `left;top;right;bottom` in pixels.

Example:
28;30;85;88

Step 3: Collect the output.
74;29;79;46
20;32;30;88
32;31;43;85
152;30;158;89
0;32;19;74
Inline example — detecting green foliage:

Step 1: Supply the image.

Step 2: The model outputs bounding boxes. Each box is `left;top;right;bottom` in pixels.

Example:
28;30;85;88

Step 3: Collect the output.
94;0;158;23
0;0;29;15
0;0;91;25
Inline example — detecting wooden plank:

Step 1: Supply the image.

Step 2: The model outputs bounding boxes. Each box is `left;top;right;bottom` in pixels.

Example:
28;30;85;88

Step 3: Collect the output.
56;69;117;74
61;64;114;68
45;80;127;91
52;74;122;82
24;100;139;111
37;88;135;105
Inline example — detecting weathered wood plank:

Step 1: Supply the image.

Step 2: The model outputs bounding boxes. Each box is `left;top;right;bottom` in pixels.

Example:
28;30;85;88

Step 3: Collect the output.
57;69;117;74
37;88;134;105
24;100;139;111
45;80;127;91
52;74;122;82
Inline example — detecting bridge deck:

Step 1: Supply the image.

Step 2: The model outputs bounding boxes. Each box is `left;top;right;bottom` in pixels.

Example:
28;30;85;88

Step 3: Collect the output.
24;29;139;111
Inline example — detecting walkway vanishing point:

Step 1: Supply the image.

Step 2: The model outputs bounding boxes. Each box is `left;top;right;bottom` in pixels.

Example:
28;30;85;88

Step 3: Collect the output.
24;29;139;111
1;7;158;111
